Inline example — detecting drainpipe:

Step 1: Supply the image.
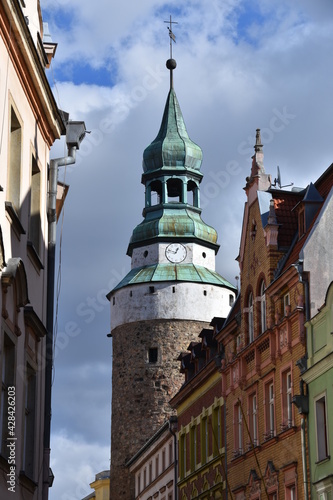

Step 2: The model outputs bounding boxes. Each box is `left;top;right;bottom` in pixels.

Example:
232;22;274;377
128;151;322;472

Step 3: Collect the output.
169;416;178;500
43;121;86;499
292;380;309;500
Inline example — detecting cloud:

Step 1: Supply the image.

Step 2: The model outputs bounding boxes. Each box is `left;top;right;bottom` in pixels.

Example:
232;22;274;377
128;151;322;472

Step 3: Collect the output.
50;431;110;500
42;1;333;498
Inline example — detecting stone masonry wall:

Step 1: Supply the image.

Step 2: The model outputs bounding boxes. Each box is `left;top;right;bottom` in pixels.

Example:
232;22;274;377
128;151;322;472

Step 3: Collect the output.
110;318;209;499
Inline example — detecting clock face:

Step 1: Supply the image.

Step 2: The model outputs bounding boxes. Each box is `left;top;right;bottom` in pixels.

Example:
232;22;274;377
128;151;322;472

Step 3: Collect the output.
165;243;187;263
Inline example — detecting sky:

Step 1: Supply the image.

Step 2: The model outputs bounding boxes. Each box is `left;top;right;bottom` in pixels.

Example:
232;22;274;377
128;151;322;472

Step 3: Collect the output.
38;1;333;499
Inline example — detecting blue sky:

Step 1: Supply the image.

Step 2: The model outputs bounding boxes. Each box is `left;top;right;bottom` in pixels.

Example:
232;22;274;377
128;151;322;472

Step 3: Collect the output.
39;1;333;498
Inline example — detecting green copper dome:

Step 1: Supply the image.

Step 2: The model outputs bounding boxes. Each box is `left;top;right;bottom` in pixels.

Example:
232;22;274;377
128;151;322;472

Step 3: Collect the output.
112;263;235;292
142;88;203;173
127;207;218;255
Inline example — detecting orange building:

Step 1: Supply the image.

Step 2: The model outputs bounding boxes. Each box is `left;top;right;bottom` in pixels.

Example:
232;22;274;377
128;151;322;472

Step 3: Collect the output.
216;130;333;499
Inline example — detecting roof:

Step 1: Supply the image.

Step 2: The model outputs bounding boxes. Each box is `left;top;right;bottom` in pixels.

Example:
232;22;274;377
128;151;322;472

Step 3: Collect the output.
270;163;333;276
142;88;202;174
127;207;219;254
110;263;235;293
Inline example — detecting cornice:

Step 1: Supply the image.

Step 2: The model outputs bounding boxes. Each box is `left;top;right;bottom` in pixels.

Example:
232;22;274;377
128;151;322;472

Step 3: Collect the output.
0;0;65;146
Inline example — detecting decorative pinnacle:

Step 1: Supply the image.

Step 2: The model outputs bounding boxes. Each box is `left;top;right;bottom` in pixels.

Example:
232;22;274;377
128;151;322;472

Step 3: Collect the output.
254;128;263;152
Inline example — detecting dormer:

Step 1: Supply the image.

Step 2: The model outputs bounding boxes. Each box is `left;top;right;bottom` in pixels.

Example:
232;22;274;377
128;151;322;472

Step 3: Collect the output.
293;183;323;239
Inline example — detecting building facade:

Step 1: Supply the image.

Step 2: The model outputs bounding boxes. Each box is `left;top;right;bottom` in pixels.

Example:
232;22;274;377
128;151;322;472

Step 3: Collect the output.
171;324;226;499
215;132;333;499
108;58;236;499
0;1;81;499
302;181;333;498
127;420;176;500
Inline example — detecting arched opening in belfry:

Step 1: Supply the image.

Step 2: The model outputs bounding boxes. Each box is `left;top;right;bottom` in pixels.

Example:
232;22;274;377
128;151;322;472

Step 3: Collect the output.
167;178;182;203
149;180;162;206
187;180;199;208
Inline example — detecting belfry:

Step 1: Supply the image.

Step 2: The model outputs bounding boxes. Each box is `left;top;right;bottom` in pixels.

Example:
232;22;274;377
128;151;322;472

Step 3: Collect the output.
108;42;236;498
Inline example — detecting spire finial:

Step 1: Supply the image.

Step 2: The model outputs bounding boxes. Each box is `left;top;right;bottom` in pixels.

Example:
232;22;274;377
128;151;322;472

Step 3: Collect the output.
164;15;177;59
254;128;263;152
164;15;178;89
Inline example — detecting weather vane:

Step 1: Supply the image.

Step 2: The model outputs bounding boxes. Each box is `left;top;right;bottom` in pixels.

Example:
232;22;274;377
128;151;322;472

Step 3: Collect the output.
164;15;177;59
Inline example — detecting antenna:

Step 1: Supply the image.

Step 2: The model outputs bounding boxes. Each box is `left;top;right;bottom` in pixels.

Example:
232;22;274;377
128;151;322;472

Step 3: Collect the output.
272;165;294;189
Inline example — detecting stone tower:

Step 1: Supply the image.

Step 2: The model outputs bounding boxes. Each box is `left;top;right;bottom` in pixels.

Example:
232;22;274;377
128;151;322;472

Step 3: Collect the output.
108;57;236;499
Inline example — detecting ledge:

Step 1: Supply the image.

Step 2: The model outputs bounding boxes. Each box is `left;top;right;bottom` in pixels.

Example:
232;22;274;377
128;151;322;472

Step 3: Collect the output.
27;241;44;272
19;470;38;493
5;202;26;238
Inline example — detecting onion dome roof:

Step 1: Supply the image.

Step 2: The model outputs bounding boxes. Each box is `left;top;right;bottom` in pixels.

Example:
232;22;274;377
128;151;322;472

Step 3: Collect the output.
142;88;203;174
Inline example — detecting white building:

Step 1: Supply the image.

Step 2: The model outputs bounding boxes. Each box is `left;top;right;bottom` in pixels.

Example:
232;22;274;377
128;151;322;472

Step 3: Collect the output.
0;1;85;498
128;420;177;500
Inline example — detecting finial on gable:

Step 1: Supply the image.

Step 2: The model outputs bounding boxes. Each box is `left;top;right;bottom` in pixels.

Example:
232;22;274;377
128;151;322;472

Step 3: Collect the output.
254;128;263;152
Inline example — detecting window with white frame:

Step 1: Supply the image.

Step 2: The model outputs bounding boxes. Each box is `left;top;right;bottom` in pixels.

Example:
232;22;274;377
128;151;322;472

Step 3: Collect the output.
260;281;267;333
248;392;258;447
315;394;329;462
281;369;293;429
248;292;254;343
283;293;290;316
234;403;243;456
264;381;275;439
285;485;296;499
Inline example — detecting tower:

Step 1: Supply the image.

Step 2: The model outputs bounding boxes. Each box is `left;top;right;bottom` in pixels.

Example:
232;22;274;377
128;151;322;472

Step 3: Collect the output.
108;55;236;498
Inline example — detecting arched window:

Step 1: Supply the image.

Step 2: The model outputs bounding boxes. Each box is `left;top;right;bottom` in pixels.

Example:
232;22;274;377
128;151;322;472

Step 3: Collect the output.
187;180;199;208
260;281;266;334
248;292;254;343
167;178;182;203
148;180;162;206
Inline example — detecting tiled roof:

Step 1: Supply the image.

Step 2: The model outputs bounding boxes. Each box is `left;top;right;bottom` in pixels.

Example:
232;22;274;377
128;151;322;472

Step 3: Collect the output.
276;163;333;274
271;189;303;249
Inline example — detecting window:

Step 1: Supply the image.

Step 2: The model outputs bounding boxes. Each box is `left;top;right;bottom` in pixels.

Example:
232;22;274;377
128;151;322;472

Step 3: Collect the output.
248;393;258;447
137;473;141;494
234;403;243;456
8;106;22;214
155;455;159;477
283;293;290;316
264;381;275;439
0;334;15;457
229;294;234;307
179;433;186;478
162;447;166;470
285;485;296;500
190;425;197;471
281;369;293;429
169;441;173;466
260;281;266;333
212;406;222;455
148;348;158;363
315;394;329;461
23;364;36;478
29;154;41;253
201;417;209;463
149;461;152;483
248;292;254;343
